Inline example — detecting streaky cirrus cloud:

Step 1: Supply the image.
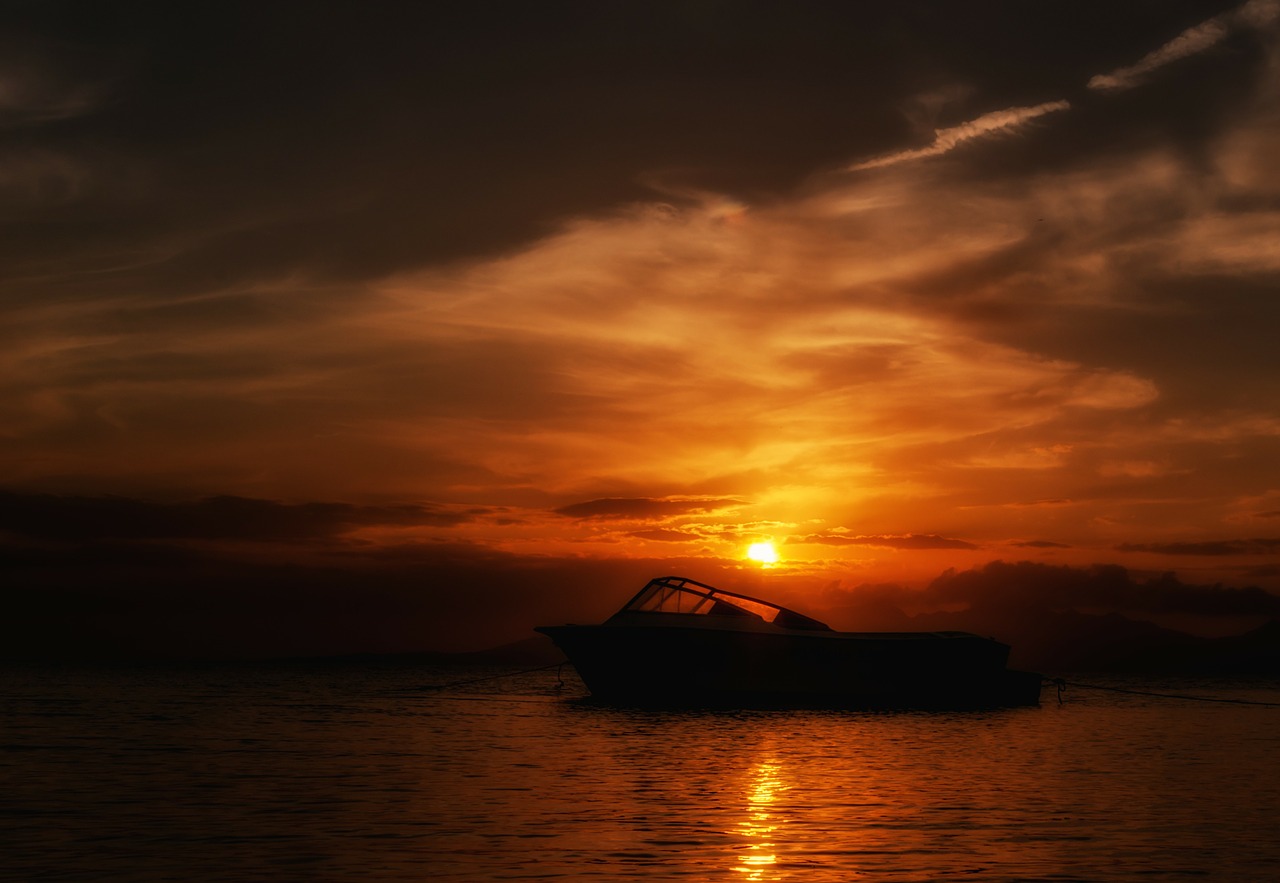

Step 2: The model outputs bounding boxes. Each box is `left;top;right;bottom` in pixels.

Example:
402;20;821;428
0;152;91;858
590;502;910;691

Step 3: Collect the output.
847;101;1071;171
791;533;979;551
553;497;744;520
626;527;705;542
1088;0;1280;91
1117;538;1280;556
0;490;480;542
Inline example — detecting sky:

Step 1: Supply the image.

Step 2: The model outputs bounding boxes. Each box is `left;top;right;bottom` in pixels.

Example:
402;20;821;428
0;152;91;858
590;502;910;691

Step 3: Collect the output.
3;1;1280;659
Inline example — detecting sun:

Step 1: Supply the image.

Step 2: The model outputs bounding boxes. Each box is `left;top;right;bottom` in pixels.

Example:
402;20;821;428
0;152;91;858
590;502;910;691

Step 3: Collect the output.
746;541;779;566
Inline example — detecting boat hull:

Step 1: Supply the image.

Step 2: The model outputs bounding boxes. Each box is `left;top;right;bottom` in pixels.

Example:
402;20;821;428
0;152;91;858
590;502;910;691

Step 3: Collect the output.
537;623;1042;709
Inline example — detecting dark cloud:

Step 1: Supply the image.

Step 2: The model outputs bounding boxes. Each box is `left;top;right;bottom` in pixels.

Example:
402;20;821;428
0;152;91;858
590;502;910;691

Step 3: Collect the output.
817;559;1280;670
1117;538;1280;555
627;528;702;542
554;497;742;521
926;559;1280;616
988;275;1280;416
793;533;979;550
1;1;1253;293
0;490;475;542
0;2;890;288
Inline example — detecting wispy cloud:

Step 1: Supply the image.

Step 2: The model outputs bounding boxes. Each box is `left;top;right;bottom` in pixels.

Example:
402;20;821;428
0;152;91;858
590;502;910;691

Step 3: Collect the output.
848;101;1070;171
1088;0;1280;92
554;497;743;521
0;48;112;128
0;491;480;542
791;533;979;551
1117;538;1280;556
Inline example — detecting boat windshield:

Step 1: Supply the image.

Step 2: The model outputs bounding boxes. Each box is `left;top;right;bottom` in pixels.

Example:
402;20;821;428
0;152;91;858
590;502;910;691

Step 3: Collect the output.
619;576;832;631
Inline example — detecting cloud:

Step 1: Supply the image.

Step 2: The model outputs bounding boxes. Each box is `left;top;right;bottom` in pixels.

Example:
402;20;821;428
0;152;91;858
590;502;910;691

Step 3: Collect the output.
925;560;1280;617
848;101;1071;170
553;497;744;521
0;491;477;542
1117;538;1280;556
0;149;93;208
362;163;1184;520
0;51;108;127
1240;0;1280;27
792;533;979;551
626;528;703;542
4;126;1257;572
1012;540;1072;548
1088;0;1279;92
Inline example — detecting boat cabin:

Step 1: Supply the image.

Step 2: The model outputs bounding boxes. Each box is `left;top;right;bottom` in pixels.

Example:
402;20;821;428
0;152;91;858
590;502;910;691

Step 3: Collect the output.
611;576;832;632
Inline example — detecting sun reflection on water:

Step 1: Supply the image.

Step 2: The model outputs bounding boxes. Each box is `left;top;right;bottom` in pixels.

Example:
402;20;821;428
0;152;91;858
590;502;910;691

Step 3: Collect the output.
733;760;786;879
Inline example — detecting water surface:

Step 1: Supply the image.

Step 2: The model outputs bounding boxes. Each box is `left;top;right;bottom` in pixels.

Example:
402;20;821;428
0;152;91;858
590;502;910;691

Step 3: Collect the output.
4;663;1279;881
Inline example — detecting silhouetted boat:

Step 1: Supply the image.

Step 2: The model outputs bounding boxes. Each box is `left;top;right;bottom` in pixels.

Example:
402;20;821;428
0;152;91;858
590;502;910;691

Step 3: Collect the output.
536;576;1042;709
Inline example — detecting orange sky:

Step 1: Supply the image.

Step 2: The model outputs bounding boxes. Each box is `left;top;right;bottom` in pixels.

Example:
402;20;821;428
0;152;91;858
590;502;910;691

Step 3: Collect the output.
2;2;1279;657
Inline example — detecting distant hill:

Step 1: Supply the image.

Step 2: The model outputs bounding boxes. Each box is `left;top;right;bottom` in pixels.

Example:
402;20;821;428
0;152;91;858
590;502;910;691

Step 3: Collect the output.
1028;614;1280;675
1150;619;1280;675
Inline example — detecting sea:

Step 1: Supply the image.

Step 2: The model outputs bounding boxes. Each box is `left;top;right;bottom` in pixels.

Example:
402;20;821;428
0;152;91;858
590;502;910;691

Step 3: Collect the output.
4;661;1280;882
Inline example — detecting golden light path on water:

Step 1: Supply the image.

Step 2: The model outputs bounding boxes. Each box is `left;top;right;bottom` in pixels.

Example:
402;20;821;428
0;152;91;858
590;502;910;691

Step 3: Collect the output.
734;760;785;879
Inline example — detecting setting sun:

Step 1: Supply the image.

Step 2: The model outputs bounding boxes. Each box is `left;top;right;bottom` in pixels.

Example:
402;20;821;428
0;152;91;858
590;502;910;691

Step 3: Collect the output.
746;541;780;566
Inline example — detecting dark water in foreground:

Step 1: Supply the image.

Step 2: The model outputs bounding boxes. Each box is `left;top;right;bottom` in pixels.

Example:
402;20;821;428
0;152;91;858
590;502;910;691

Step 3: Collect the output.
4;663;1280;881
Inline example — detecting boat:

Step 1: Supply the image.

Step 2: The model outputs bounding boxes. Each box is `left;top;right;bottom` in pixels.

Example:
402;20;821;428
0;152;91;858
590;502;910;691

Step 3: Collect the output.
536;576;1042;709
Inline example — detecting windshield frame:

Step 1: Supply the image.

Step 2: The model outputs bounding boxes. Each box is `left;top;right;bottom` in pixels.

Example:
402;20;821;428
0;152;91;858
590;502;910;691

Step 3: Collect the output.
617;576;832;631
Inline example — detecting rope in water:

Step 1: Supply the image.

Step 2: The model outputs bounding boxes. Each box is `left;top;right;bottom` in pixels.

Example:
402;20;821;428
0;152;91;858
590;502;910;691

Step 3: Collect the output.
419;661;567;692
1046;677;1280;707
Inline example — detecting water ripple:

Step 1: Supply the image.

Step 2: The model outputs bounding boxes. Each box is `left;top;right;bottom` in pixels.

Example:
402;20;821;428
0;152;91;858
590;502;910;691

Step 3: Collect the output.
3;664;1279;881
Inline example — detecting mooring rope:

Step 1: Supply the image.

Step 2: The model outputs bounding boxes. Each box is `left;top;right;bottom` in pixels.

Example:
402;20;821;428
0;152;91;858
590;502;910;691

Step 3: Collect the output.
1046;677;1280;707
419;661;568;692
